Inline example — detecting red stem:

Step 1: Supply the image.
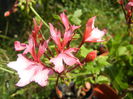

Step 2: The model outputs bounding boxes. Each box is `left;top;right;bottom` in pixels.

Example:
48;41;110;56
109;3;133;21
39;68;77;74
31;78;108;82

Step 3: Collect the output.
74;40;84;55
47;47;54;57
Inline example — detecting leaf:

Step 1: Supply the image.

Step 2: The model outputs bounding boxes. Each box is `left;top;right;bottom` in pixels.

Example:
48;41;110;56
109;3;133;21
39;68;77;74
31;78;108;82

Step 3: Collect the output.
52;14;60;20
69;9;82;25
73;9;82;18
71;17;81;25
79;46;93;57
96;56;110;66
73;33;80;39
95;75;110;84
117;46;128;56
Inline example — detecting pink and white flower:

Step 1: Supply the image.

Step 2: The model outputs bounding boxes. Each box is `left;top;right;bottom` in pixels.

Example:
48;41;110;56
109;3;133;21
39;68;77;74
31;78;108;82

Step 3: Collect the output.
50;48;81;73
49;13;81;73
60;12;80;48
8;19;52;87
7;54;53;87
83;16;106;42
49;12;80;51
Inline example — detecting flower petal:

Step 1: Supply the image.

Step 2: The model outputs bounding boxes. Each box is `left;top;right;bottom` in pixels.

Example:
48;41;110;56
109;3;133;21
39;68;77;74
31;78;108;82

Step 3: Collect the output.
33;69;52;87
62;53;80;66
7;54;33;71
14;41;26;51
60;12;70;30
83;16;106;42
85;28;106;42
38;40;48;60
49;23;62;50
83;16;96;42
50;54;64;73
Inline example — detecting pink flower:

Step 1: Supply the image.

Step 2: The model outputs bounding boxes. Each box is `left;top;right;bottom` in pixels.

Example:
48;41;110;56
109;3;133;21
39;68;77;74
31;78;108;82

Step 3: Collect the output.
125;1;133;11
50;48;81;73
8;18;51;87
62;25;80;48
14;36;48;62
83;16;106;42
7;54;53;87
49;12;80;51
60;12;80;48
49;13;81;73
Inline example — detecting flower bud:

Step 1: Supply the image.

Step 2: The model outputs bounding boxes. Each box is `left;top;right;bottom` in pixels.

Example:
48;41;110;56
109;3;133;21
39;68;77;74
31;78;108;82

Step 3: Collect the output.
85;50;97;62
118;0;123;5
4;11;11;17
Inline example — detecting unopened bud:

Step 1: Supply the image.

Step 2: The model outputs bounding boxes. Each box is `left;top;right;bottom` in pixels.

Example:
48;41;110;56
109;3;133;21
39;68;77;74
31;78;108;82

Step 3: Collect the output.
4;11;11;17
85;50;97;62
118;0;123;5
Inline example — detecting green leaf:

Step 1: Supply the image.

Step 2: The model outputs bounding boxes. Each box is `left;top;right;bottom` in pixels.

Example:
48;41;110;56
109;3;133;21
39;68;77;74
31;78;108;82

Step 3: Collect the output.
69;9;82;25
117;46;128;56
96;56;110;66
52;14;60;20
71;17;81;25
73;9;82;17
79;46;93;57
95;75;110;84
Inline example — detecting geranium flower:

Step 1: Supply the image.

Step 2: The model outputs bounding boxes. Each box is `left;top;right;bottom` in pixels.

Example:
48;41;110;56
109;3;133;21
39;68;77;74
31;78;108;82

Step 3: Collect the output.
125;1;133;11
49;12;80;51
83;16;106;42
14;19;43;53
60;12;80;48
8;18;51;87
14;35;48;62
49;13;81;73
50;48;81;73
7;54;53;87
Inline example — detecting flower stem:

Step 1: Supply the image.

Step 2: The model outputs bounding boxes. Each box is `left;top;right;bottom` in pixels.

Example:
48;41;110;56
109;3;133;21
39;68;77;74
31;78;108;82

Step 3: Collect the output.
47;47;54;57
30;6;49;29
121;4;127;22
55;74;60;87
78;41;84;49
0;67;17;74
75;41;84;55
44;53;51;60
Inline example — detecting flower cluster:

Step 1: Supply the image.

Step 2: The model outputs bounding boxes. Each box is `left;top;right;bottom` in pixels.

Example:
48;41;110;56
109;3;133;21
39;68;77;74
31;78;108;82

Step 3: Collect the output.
7;12;107;87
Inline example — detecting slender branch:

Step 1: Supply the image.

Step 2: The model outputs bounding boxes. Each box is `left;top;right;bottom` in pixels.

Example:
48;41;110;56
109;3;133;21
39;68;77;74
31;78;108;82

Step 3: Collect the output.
0;67;17;74
30;6;49;29
74;41;84;55
78;40;84;49
121;3;127;22
44;52;51;60
47;47;54;57
55;74;60;87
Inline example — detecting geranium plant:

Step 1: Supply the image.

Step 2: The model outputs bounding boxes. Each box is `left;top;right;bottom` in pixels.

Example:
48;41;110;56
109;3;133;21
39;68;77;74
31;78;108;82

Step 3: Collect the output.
7;12;107;93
